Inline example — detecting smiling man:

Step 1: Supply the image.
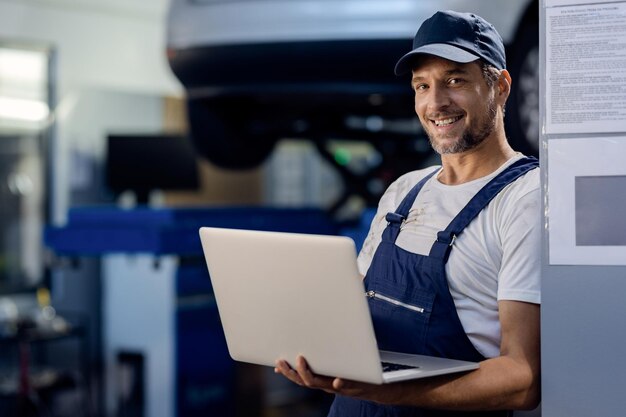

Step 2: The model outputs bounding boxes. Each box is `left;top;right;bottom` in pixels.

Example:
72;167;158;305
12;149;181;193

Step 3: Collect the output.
276;10;541;417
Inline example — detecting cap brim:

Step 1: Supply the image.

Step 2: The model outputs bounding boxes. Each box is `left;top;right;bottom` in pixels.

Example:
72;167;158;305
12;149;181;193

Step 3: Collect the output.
394;43;481;75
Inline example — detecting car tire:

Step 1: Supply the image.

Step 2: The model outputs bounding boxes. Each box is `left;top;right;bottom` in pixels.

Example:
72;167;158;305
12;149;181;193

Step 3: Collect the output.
186;99;278;169
506;13;540;157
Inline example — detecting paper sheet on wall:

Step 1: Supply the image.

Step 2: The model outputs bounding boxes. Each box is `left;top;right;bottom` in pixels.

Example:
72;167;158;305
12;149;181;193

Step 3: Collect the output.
548;138;626;265
545;2;626;134
546;0;607;6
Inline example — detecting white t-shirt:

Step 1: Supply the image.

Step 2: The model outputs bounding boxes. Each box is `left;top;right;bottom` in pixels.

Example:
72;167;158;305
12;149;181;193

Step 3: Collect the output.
357;155;541;359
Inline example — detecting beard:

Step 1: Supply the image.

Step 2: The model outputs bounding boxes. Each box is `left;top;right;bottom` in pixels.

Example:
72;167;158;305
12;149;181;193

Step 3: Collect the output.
425;97;498;155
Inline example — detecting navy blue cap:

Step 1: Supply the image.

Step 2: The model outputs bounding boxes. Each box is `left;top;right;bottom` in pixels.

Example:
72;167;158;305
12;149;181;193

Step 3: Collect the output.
394;10;506;75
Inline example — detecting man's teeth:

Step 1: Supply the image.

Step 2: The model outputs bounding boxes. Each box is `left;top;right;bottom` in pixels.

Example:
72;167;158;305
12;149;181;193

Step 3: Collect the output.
434;116;461;126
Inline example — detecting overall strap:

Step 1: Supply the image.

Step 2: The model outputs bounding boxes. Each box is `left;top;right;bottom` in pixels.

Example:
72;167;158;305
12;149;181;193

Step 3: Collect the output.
383;168;439;242
429;157;539;261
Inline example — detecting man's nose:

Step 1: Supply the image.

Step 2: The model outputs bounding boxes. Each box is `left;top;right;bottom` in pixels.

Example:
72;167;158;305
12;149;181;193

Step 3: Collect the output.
426;85;451;111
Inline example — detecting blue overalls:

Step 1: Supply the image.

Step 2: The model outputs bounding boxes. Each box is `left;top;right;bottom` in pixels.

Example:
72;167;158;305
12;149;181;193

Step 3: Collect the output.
328;157;538;417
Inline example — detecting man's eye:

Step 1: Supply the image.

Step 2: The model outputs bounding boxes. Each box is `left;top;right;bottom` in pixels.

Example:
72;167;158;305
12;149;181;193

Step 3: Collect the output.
414;84;427;91
449;78;463;85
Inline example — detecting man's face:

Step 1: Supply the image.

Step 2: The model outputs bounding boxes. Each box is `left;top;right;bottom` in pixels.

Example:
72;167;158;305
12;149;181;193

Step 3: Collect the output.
411;56;499;155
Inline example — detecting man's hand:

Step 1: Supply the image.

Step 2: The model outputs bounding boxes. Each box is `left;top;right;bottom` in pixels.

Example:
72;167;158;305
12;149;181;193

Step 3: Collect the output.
274;356;336;394
274;356;403;404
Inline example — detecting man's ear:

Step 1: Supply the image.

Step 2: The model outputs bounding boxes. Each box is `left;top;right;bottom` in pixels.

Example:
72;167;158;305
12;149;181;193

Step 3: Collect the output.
498;70;511;105
498;69;512;101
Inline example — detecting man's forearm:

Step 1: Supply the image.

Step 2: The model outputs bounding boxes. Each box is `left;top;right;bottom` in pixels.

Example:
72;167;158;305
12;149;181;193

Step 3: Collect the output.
385;355;540;411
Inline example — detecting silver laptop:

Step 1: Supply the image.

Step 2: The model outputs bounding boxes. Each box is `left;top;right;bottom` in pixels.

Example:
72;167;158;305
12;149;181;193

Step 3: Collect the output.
199;227;479;384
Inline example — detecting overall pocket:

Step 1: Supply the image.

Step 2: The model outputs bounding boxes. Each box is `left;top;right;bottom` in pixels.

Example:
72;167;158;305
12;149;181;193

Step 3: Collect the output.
366;280;435;354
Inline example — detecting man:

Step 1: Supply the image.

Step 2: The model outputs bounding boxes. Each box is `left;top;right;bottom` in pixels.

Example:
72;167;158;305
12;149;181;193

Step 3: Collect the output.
275;10;541;416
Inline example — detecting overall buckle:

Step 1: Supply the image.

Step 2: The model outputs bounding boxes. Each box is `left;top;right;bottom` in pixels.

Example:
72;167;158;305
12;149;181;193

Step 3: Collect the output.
385;212;405;225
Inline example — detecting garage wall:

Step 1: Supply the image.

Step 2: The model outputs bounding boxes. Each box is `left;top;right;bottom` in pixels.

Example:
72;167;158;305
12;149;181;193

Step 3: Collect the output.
0;0;181;97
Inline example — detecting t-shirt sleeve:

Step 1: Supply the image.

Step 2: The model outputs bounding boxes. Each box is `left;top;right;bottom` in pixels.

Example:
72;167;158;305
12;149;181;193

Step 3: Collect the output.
497;179;542;304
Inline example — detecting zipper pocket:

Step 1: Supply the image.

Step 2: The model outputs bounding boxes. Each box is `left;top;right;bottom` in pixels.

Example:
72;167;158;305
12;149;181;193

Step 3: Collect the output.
366;290;425;314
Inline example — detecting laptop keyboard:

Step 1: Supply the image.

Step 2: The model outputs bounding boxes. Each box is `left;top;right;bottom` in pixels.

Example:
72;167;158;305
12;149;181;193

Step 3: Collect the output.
381;362;419;372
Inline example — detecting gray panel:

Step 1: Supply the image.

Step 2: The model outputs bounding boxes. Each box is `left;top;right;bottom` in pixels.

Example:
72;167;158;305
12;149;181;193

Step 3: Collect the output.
541;0;626;415
575;176;626;246
542;266;626;417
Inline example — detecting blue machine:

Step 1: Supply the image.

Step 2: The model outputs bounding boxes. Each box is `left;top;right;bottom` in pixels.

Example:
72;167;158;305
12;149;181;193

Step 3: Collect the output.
45;206;341;417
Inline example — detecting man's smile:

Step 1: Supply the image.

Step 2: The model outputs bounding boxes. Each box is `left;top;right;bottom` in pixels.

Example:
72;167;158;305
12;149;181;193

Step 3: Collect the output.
432;115;464;127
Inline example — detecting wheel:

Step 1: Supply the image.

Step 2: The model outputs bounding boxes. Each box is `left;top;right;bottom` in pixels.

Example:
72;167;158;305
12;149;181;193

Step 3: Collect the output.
186;99;278;170
506;13;540;156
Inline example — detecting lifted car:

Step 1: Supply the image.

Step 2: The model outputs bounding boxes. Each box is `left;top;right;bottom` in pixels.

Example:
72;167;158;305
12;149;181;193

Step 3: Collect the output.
166;0;539;205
